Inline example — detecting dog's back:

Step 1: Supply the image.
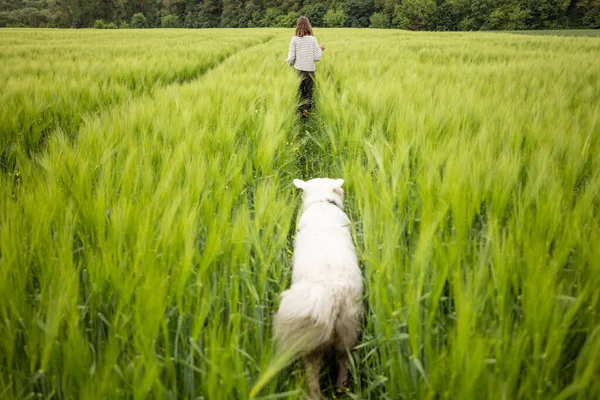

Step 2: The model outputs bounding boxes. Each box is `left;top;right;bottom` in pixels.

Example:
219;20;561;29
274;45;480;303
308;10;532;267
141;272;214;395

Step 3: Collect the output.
293;201;362;287
274;178;363;398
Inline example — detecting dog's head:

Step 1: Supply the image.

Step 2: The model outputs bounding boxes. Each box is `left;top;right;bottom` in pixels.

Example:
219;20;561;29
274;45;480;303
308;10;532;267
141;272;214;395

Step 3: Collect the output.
293;178;345;210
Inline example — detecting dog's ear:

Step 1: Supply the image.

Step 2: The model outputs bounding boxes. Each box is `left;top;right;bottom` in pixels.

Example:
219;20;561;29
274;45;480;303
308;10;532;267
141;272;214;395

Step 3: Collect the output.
293;179;306;190
333;179;345;197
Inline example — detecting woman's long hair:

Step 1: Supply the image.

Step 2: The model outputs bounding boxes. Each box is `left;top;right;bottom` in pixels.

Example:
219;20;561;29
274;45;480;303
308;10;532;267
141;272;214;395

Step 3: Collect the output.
295;16;313;37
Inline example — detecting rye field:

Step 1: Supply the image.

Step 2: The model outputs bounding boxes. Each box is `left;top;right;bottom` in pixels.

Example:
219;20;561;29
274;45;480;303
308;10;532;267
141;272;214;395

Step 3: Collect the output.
1;28;599;400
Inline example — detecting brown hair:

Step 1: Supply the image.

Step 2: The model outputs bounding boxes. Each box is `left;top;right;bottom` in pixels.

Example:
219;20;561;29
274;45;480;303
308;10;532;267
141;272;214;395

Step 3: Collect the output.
295;16;313;37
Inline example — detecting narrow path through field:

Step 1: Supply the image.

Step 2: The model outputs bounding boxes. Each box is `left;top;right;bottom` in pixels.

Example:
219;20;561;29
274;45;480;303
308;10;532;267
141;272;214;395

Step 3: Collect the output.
66;34;276;143
2;34;277;173
277;72;361;397
290;76;339;179
159;35;277;86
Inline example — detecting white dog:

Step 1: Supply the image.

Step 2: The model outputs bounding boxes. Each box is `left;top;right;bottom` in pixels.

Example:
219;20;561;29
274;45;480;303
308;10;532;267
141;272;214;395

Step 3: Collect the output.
274;178;363;399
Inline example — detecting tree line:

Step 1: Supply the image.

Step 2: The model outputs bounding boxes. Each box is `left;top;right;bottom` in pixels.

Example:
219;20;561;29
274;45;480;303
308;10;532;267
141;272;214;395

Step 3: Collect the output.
1;0;599;30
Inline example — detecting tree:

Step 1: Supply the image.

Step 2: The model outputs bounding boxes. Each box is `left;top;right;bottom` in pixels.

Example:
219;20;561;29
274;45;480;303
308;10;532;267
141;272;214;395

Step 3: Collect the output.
433;1;462;31
182;2;201;28
369;11;389;28
323;7;346;27
520;0;571;28
161;13;180;26
485;2;528;30
162;0;186;20
14;7;51;26
344;0;374;27
578;0;600;28
197;0;221;27
276;11;299;27
300;2;327;26
221;0;244;27
112;0;132;26
467;0;495;29
134;0;161;27
281;0;300;13
52;10;71;28
131;12;148;27
374;0;395;15
392;0;437;30
247;10;262;26
0;11;19;26
260;7;282;26
0;0;592;29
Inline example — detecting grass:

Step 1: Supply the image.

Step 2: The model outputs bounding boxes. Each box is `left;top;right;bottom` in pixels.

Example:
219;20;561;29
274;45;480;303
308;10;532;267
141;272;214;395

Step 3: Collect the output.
0;28;277;171
506;29;600;37
1;28;599;399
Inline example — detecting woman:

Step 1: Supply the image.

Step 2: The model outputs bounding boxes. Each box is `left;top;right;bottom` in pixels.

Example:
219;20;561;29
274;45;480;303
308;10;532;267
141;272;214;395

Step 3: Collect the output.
285;16;325;117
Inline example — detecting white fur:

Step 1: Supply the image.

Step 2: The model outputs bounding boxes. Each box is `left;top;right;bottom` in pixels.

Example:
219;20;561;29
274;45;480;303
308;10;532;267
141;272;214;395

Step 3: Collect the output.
274;178;363;355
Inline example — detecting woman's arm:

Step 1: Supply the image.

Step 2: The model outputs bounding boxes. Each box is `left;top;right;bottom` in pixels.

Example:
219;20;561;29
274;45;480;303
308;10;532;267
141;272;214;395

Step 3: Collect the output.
286;37;296;65
313;37;323;62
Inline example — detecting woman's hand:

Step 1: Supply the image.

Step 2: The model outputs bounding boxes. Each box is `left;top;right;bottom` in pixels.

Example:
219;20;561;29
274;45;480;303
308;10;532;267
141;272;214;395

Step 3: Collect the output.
284;58;288;63
320;44;325;51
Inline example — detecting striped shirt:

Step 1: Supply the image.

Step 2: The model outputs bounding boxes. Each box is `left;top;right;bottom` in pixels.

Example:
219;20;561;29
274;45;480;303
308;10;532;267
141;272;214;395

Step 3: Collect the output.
286;35;322;72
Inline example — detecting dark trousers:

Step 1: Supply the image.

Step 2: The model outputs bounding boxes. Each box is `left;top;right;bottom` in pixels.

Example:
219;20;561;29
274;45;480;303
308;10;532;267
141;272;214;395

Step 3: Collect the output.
297;70;315;112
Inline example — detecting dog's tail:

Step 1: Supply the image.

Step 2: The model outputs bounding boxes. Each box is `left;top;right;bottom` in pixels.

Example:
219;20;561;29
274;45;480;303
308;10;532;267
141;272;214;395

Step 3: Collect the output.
274;282;336;355
249;283;336;398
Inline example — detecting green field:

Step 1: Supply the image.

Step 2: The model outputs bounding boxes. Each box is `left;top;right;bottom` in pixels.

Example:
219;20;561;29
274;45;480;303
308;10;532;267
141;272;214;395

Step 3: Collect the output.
507;29;600;37
1;28;599;399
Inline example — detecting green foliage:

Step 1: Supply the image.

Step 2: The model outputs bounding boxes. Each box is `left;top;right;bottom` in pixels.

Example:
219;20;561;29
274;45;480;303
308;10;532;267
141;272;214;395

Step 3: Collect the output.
246;10;262;27
184;10;201;28
161;14;181;28
0;0;596;29
105;21;118;29
276;11;300;28
392;0;437;30
197;0;221;28
323;7;347;27
344;0;374;27
300;3;328;27
1;29;297;399
93;19;105;29
313;29;600;399
485;3;528;30
221;0;245;27
460;0;495;30
521;0;571;29
119;20;130;28
12;6;50;26
131;12;148;28
260;7;283;27
0;10;19;26
578;0;600;28
374;0;396;14
369;11;390;28
434;1;461;31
